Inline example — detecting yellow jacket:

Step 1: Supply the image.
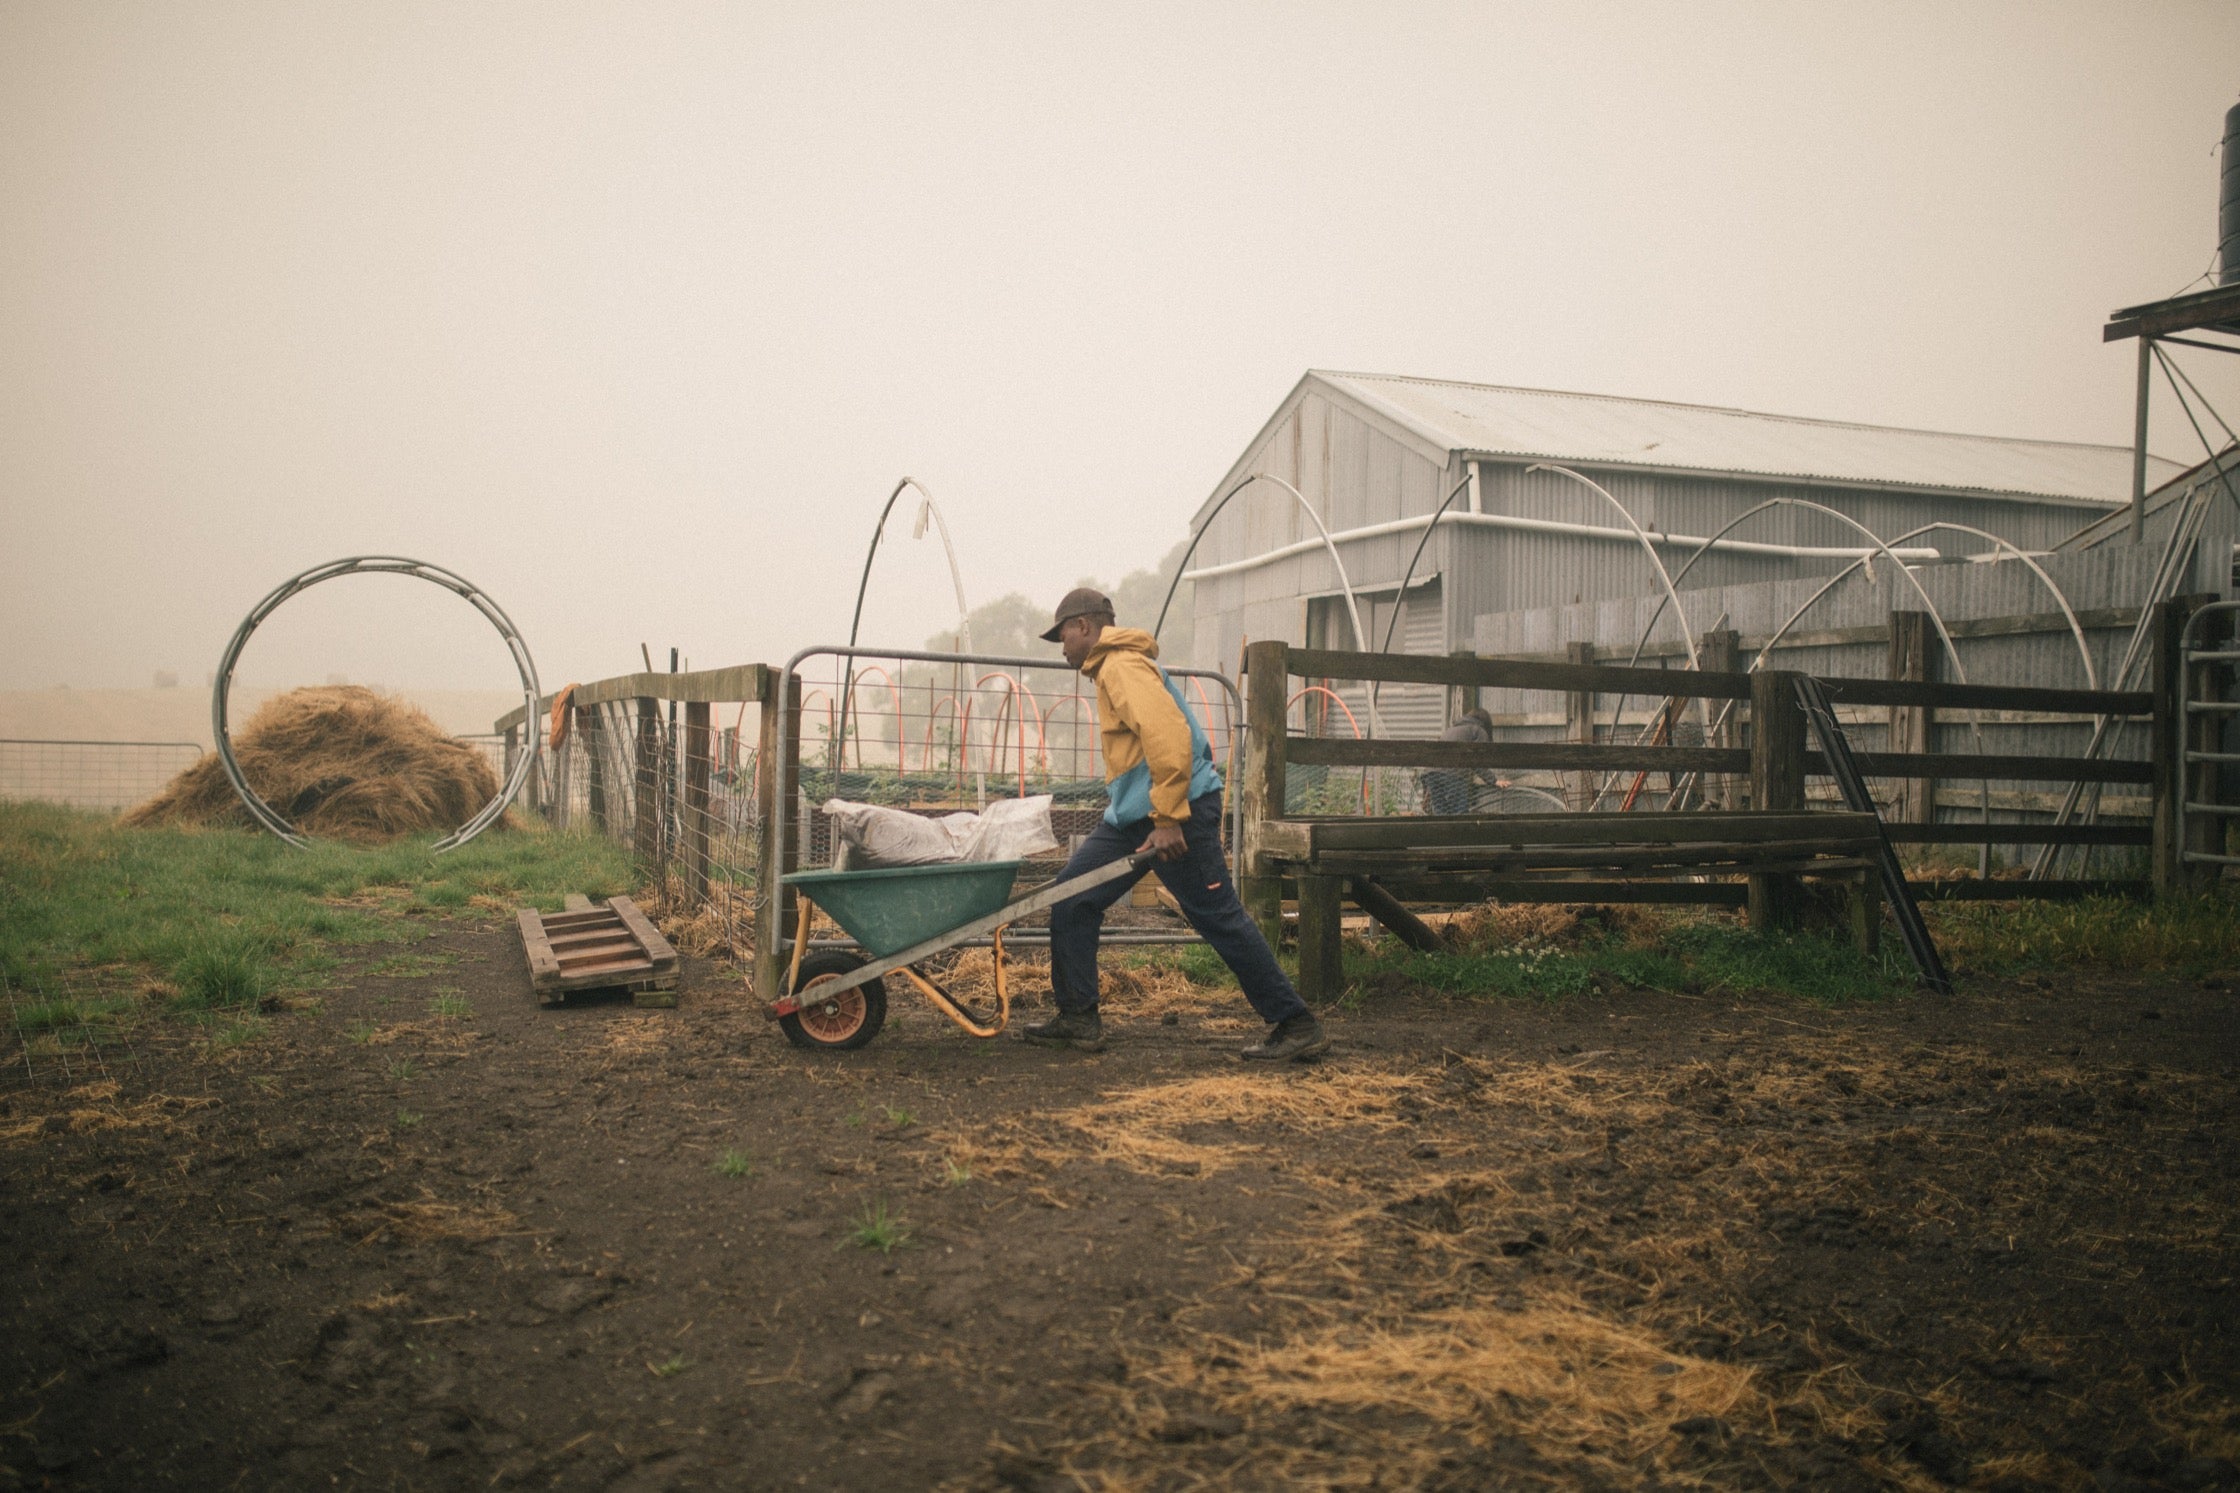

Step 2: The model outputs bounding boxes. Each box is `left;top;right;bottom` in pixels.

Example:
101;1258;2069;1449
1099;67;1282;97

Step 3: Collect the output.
1081;628;1205;827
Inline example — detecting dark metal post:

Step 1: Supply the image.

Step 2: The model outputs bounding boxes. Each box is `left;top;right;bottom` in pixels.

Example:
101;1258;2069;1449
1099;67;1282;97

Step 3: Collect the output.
2132;336;2152;544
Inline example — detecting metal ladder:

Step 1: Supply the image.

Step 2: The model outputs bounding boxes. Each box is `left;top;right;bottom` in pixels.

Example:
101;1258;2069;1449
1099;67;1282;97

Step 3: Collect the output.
2177;600;2240;876
1792;675;1952;995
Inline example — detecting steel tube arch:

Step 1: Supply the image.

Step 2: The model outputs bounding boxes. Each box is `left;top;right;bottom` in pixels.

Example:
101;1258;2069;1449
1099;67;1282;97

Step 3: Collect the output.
210;556;540;852
839;477;972;777
1152;472;1370;667
1524;464;1703;671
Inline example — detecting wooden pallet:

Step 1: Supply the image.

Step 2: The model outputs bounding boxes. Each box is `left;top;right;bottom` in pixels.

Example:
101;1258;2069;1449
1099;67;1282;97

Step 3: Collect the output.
516;895;679;1008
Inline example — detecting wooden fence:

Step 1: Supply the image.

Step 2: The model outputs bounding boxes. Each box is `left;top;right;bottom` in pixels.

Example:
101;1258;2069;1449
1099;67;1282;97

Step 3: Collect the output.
1238;603;2207;968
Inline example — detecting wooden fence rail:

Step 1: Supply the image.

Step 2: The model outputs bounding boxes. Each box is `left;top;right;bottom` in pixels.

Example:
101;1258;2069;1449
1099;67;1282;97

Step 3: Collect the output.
1241;604;2202;971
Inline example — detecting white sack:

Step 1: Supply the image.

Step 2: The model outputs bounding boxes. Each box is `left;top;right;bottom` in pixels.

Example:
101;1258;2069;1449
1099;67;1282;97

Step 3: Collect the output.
823;795;1058;870
959;795;1060;862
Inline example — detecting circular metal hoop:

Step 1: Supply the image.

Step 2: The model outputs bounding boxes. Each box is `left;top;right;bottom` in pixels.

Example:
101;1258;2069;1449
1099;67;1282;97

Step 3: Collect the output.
210;556;541;853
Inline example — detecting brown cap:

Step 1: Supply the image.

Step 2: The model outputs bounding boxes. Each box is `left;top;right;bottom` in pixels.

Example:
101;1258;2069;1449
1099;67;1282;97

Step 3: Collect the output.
1039;586;1115;643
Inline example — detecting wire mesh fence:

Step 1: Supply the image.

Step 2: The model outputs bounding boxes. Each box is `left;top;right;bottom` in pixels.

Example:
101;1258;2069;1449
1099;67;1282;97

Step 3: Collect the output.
0;739;206;813
512;674;770;961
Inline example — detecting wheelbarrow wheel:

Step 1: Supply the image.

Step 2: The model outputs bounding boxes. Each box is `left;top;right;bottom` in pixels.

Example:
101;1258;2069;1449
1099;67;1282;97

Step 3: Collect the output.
780;951;887;1051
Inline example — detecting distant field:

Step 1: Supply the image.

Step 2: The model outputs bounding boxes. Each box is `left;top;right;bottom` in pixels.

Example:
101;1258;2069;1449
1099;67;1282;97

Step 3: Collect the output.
0;687;523;812
0;686;524;749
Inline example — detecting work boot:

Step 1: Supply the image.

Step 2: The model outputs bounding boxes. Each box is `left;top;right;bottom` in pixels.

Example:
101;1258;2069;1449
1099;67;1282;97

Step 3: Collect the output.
1241;1013;1331;1062
1019;1009;1105;1051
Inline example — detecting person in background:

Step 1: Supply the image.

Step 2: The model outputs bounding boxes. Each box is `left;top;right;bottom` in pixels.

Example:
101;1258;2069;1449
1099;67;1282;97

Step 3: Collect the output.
1021;588;1331;1061
1421;705;1496;815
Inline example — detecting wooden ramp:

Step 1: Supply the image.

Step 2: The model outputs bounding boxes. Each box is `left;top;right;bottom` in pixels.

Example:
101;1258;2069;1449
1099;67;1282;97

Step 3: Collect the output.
516;895;679;1008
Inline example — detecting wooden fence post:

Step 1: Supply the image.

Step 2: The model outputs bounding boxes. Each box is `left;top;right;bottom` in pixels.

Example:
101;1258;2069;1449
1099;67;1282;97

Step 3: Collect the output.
1749;669;1807;931
1296;875;1343;1004
683;701;711;906
584;704;608;834
1447;648;1478;726
752;672;787;1000
1699;628;1740;809
1566;641;1597;809
634;697;661;872
1240;640;1290;950
1887;610;1936;825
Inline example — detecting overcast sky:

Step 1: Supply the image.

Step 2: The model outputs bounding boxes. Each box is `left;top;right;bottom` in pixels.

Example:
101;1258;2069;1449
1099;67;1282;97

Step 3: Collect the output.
4;1;2237;697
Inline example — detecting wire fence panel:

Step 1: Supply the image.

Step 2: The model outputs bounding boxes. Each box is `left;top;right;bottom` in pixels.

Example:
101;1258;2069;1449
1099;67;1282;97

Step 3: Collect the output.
0;739;206;813
517;687;768;961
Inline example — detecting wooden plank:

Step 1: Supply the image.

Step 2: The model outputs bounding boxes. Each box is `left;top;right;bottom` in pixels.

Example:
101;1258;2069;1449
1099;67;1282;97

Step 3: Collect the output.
2104;282;2240;342
1363;877;1749;906
1817;751;2154;785
1481;605;2148;665
1287;647;1755;700
562;893;595;912
1287;737;1751;775
1813;675;2151;718
1296;840;1877;874
1347;878;1445;951
608;896;679;971
517;909;561;992
1882;823;2150;846
493;662;773;733
1297;810;1879;851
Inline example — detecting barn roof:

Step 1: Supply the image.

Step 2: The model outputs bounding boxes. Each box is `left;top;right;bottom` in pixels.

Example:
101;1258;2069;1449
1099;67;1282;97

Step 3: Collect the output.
1250;371;2180;509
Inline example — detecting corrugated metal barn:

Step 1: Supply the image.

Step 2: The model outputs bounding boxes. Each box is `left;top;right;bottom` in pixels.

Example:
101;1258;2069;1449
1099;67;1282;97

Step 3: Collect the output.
1180;372;2184;735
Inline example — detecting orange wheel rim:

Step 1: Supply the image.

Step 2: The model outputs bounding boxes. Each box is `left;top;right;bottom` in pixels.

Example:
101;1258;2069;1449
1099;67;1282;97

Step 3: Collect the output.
796;973;867;1042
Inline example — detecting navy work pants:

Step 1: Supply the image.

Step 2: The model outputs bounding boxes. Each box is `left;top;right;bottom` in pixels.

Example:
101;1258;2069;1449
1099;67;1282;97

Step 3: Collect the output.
1046;790;1308;1026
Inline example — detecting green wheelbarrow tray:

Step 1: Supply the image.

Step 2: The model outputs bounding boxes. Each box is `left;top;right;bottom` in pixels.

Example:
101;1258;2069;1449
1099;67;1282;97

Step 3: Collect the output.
781;860;1026;959
768;850;1159;1044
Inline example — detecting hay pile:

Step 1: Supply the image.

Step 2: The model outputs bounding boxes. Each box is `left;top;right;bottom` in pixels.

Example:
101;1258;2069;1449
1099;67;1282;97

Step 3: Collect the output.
126;686;499;842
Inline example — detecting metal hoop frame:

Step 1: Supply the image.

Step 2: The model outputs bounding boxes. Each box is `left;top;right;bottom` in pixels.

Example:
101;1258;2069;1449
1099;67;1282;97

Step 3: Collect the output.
210;555;541;852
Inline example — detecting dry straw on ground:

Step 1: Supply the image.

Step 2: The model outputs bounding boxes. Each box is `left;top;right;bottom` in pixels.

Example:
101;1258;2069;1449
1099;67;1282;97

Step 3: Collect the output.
126;686;500;842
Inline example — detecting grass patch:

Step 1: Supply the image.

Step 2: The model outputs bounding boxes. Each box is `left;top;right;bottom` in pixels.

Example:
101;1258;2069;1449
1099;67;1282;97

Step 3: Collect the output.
881;1104;916;1128
172;931;273;1011
1927;892;2240;976
648;1354;688;1378
714;1149;754;1178
201;1016;267;1052
0;802;633;1053
1349;905;1912;1005
429;993;473;1020
942;1157;973;1187
395;1109;422;1129
388;1058;421;1082
845;1199;910;1253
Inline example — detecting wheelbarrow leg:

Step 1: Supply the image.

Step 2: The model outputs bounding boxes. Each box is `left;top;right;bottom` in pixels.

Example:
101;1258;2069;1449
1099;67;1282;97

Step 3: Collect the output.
896;924;1014;1039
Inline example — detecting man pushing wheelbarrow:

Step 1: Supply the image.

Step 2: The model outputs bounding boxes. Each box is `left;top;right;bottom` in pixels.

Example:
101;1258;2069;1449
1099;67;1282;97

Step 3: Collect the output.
1024;588;1330;1061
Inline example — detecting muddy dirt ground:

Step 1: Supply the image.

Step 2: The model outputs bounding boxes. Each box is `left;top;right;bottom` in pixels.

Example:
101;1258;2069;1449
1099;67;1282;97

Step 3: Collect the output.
3;916;2237;1491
